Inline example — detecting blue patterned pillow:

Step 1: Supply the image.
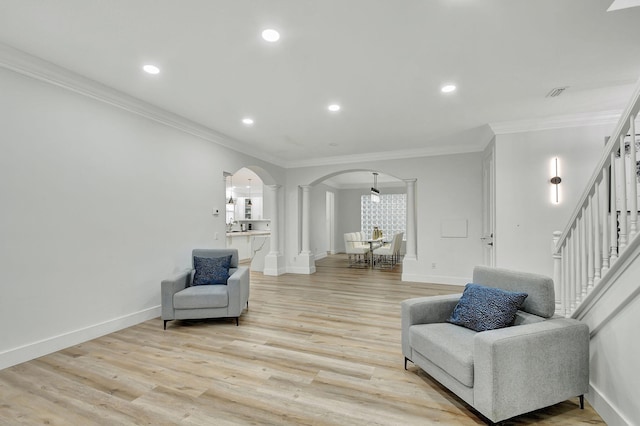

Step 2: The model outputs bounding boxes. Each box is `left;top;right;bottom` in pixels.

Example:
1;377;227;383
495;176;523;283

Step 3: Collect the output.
192;255;232;285
447;283;528;332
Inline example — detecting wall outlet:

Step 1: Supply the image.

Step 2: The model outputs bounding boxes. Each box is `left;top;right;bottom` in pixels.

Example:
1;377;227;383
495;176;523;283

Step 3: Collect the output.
214;232;219;240
431;262;436;269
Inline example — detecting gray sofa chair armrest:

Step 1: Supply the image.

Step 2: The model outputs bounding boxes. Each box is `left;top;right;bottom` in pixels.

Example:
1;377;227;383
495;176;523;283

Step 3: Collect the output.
226;266;250;317
401;294;461;360
161;269;191;320
473;318;589;423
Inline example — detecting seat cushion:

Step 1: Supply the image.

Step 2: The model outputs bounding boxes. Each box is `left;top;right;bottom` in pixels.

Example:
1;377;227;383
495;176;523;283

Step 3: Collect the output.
174;285;229;309
410;323;476;387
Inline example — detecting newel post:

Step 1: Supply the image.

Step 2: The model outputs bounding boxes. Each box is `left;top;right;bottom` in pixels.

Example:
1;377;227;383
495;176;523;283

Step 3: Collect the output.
552;231;563;315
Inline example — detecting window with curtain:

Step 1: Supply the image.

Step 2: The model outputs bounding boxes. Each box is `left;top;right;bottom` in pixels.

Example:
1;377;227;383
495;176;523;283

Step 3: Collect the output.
361;193;406;240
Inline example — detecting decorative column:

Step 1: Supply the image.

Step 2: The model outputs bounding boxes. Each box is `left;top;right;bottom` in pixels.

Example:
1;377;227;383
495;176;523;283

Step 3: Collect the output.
264;184;284;276
301;185;311;255
404;179;417;260
401;178;418;281
297;185;315;274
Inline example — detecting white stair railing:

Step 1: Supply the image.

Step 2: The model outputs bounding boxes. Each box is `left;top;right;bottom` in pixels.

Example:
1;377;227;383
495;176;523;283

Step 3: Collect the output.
553;77;640;317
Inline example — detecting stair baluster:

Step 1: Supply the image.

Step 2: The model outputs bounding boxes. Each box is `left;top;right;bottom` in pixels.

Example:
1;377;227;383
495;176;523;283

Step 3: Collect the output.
552;76;640;317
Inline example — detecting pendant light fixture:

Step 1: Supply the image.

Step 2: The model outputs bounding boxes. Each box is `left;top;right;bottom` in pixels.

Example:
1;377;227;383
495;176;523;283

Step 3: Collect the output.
247;179;252;206
371;172;381;203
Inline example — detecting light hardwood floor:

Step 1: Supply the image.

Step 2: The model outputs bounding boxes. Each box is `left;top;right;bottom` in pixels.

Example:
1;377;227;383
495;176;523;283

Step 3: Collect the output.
0;255;604;425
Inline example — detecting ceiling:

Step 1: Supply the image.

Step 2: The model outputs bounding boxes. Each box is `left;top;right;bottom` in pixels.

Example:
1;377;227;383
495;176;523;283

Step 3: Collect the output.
1;0;640;172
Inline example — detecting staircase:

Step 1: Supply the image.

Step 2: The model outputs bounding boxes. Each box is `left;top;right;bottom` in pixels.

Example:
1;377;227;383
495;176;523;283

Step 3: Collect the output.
551;78;640;425
552;77;640;320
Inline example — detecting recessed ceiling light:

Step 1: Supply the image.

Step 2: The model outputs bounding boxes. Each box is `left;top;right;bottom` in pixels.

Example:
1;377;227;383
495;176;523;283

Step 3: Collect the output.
328;104;341;112
242;118;254;125
441;84;457;93
261;29;280;42
143;64;160;75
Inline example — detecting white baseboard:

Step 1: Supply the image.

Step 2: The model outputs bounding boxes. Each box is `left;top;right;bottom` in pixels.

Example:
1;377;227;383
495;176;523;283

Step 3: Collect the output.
314;252;327;261
588;383;631;426
401;273;468;286
287;266;316;274
0;306;160;371
263;266;287;276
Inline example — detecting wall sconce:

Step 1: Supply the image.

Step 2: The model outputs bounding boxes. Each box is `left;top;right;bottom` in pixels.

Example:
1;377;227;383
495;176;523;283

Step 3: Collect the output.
550;157;561;204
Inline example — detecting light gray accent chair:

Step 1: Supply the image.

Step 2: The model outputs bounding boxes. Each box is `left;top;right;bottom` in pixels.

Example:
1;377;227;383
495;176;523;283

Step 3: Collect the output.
161;249;250;329
401;266;589;424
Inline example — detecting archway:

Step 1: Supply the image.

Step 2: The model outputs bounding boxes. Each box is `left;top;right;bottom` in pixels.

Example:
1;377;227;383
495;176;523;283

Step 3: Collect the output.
297;169;416;273
224;166;283;276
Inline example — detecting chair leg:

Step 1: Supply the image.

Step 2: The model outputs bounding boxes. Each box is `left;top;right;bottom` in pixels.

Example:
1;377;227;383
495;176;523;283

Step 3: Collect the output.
404;357;411;370
235;317;239;326
163;320;170;330
579;395;584;409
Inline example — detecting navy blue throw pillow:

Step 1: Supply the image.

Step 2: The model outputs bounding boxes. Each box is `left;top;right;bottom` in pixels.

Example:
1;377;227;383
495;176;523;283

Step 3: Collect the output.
192;255;232;285
447;283;528;332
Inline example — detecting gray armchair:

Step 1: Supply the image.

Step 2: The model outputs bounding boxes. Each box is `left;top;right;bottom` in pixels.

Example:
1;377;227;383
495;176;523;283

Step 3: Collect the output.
401;266;589;424
161;249;249;329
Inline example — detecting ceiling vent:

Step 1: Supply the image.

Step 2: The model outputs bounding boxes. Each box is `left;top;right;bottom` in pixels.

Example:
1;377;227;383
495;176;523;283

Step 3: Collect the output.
546;86;569;98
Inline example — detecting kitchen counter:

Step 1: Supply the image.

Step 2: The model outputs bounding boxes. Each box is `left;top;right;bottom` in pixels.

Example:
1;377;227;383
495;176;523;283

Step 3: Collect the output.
225;231;271;262
225;231;270;237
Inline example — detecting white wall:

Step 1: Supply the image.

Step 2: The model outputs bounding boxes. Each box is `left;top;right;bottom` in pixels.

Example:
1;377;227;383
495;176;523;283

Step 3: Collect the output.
285;152;484;284
0;67;284;368
494;124;612;277
578;239;640;425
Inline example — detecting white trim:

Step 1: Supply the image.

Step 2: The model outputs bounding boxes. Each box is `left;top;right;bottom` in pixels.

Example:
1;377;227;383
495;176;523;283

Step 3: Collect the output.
286;144;485;168
314;252;328;261
0;42;285;168
287;266;317;274
572;233;640;336
588;383;632;426
0;306;160;370
262;266;287;276
0;42;488;170
489;110;621;135
401;273;468;286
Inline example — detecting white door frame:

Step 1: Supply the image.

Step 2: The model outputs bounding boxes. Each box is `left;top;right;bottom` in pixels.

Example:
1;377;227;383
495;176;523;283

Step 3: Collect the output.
482;143;496;267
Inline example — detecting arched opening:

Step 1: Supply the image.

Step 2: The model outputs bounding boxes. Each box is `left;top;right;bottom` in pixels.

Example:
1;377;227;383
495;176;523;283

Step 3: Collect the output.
224;166;282;275
299;169;414;272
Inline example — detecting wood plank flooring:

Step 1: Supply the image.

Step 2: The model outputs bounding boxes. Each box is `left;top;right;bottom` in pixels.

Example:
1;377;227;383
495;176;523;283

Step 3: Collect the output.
0;255;605;425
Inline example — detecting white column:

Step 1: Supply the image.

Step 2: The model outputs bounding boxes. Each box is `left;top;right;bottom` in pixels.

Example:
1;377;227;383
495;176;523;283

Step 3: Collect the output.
266;185;280;255
264;184;284;276
404;179;417;260
294;185;316;274
301;185;311;255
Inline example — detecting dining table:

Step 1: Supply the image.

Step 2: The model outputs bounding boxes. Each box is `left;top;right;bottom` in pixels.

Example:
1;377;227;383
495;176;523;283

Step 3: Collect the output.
362;238;385;268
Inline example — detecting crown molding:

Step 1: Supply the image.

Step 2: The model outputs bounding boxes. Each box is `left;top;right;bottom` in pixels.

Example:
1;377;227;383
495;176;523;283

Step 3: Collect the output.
0;42;492;171
284;143;485;169
489;110;621;135
0;42;286;168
